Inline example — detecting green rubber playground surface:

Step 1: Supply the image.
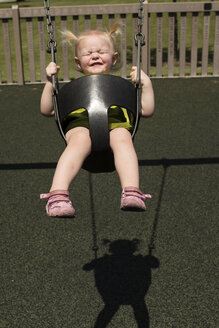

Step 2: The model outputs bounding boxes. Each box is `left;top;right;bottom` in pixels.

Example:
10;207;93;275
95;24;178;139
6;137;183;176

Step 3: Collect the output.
0;77;218;327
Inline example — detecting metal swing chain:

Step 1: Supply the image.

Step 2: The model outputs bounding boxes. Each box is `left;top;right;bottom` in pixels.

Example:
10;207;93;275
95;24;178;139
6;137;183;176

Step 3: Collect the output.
44;0;56;55
135;0;145;47
134;0;145;88
131;0;146;138
44;0;58;94
44;0;66;141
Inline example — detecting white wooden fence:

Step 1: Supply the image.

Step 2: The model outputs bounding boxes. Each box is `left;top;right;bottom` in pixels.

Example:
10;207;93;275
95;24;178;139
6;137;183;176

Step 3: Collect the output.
0;1;218;84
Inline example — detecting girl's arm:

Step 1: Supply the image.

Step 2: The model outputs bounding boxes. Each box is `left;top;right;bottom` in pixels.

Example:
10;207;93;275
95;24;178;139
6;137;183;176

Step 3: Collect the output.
130;66;155;117
40;62;60;116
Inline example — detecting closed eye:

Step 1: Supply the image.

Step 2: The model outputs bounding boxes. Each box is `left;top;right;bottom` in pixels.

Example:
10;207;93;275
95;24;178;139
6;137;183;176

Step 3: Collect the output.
99;49;109;54
82;52;91;57
81;49;109;56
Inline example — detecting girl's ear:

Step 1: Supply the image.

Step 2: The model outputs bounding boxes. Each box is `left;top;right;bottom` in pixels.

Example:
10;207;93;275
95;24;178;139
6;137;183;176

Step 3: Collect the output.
74;56;81;69
112;52;119;66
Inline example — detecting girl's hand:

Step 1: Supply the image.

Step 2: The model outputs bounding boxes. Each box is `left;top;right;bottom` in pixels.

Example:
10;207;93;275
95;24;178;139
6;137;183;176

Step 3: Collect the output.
40;62;60;116
130;66;155;117
46;62;60;81
130;66;151;87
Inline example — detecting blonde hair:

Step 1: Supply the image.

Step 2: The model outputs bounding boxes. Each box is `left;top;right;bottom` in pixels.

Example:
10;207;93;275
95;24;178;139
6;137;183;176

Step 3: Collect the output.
61;22;121;56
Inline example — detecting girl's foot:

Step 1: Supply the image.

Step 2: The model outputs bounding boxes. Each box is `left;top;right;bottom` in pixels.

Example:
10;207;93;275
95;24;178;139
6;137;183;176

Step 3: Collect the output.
120;187;152;212
40;190;75;217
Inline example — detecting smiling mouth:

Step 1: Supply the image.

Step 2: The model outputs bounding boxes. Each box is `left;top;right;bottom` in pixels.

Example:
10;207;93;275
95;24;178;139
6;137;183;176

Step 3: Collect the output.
90;62;103;66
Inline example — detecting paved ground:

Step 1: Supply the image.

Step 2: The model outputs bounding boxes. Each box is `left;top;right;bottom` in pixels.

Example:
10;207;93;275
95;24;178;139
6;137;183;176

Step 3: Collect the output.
0;78;218;327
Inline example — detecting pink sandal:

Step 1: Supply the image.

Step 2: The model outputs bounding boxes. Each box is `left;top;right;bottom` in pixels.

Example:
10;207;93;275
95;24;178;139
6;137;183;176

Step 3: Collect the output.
40;190;75;217
120;187;152;212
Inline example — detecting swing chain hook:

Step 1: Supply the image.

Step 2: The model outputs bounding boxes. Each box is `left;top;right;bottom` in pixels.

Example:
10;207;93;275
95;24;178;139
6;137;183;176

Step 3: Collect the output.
134;0;145;47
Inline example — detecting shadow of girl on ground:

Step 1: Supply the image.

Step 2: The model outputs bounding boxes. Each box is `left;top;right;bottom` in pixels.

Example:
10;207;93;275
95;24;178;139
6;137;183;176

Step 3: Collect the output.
83;238;159;328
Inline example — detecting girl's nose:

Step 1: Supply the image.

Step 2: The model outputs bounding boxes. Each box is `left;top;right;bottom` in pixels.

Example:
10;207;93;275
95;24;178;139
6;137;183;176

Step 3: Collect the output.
91;52;99;59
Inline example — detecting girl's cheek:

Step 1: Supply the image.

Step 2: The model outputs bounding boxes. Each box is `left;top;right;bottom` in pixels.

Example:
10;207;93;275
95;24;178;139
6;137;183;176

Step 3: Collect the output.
80;59;89;68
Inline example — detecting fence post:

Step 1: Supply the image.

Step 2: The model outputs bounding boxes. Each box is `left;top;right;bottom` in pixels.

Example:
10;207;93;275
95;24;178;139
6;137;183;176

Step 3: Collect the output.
12;5;24;85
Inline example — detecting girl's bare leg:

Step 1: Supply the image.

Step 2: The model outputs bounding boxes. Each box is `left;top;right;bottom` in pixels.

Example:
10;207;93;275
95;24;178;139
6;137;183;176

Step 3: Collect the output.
50;127;91;191
110;128;139;189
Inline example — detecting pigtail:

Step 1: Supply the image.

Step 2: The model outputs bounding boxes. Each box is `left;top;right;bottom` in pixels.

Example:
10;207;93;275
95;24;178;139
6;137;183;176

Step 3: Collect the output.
61;30;78;46
109;21;121;40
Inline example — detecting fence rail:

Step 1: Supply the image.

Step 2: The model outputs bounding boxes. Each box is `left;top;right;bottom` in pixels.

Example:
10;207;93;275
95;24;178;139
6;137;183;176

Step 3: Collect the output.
0;1;218;84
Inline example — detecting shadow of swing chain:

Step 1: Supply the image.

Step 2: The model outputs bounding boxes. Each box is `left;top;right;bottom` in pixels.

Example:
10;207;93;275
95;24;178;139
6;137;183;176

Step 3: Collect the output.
88;172;99;260
148;164;168;256
87;163;168;260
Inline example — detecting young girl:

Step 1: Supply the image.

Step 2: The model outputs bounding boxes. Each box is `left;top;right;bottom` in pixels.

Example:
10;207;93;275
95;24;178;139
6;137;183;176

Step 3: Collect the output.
40;24;154;217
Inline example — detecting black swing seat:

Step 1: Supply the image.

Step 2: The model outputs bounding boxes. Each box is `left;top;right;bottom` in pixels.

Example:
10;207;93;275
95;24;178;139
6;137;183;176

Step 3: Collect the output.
57;74;138;173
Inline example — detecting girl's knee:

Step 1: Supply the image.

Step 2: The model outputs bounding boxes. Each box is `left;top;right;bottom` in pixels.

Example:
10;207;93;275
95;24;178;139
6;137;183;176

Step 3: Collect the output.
66;127;92;152
110;128;132;148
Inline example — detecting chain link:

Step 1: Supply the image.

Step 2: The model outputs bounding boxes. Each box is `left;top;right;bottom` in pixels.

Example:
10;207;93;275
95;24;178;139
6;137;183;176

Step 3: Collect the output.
134;0;146;89
44;0;57;54
44;0;58;94
135;0;145;46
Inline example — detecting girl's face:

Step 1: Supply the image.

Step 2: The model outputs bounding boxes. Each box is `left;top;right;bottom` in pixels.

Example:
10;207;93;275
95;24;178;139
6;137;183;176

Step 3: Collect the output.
75;35;118;75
